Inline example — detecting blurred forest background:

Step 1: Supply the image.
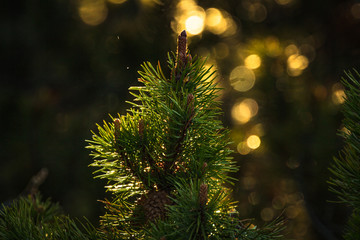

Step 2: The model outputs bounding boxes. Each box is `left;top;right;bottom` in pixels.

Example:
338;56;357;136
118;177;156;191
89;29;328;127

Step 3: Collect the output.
1;0;360;239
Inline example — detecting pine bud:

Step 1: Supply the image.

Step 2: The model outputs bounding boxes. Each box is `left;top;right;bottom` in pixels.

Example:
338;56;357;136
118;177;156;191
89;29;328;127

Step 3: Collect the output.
202;162;207;174
114;118;121;141
187;93;194;105
187;93;194;113
199;183;208;207
177;30;187;68
139;119;144;137
160;237;166;240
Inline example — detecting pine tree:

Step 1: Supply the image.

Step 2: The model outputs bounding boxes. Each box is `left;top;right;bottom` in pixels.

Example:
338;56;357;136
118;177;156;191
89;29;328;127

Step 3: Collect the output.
0;30;285;240
87;30;285;239
328;70;360;240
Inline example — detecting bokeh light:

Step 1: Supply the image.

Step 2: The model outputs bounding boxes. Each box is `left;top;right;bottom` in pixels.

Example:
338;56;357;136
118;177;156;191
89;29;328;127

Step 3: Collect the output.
244;54;261;69
287;54;308;70
185;15;205;35
286;158;300;169
230;66;256;92
205;8;222;28
300;44;316;62
247;3;267;23
231;98;258;124
287;54;309;76
351;3;360;19
237;141;252;155
284;44;299;56
232;103;251;124
246;135;261;149
332;83;346;104
272;196;286;210
243;176;257;190
275;0;294;6
172;0;205;36
107;0;126;4
140;0;160;7
261;207;274;221
265;36;282;57
172;2;237;37
78;0;108;26
249;123;265;137
286;205;300;219
205;8;237;36
248;191;260;205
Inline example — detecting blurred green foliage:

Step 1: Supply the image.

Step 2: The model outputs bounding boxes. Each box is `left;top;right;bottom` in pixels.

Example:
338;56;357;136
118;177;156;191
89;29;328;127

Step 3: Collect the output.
1;0;359;239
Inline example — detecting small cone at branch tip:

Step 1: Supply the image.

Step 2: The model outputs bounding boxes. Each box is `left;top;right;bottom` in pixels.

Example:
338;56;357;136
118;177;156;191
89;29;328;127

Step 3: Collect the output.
199;183;208;207
114;118;121;140
177;30;188;69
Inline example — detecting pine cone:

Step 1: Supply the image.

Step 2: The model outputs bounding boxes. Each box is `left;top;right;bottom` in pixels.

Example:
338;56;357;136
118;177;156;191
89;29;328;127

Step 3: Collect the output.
140;190;172;222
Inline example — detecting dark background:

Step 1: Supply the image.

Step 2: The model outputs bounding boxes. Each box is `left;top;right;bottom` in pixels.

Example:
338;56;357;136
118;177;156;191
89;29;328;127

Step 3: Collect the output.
1;0;360;239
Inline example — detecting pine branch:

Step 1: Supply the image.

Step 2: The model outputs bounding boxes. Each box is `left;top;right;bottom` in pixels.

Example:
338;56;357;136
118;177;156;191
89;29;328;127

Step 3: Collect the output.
328;69;360;239
0;194;100;240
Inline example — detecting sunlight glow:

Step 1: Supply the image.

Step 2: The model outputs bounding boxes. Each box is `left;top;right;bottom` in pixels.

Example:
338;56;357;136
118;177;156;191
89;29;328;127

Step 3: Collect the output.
185;15;205;35
172;2;236;36
171;0;205;36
